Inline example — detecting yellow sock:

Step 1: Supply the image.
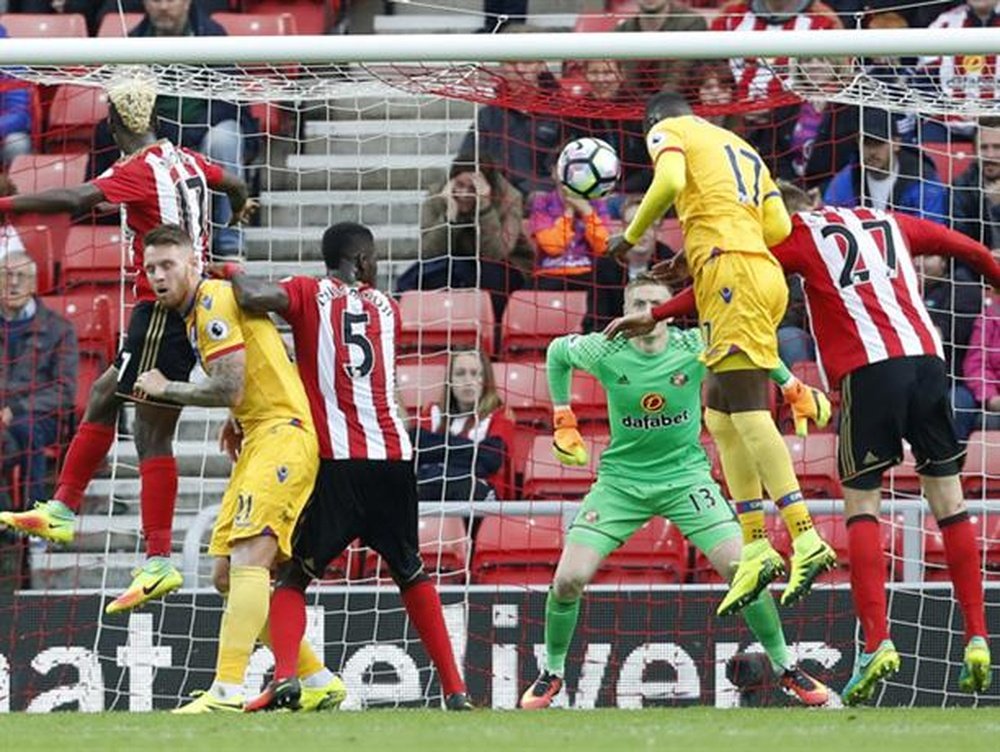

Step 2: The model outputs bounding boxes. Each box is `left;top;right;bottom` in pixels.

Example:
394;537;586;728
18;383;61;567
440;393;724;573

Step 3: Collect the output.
728;411;816;540
258;617;325;679
216;565;271;686
705;408;765;543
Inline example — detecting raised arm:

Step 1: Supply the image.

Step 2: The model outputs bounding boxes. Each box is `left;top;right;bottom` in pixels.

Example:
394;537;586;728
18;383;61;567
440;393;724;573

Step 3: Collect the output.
621;150;686;248
136;349;246;408
214;169;256;227
0;183;105;215
897;212;1000;286
230;270;290;315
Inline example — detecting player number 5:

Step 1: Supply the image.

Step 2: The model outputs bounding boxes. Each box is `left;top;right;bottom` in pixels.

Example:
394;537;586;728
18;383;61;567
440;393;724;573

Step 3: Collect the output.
342;310;375;378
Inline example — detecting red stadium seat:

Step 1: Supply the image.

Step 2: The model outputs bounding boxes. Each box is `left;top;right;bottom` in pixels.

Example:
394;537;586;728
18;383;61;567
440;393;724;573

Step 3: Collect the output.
8;153;88;194
500;290;587;361
922;142;975;185
395;358;446;414
522;434;607;499
316;540;363;583
0;13;87;37
364;517;469;582
46;85;109;153
494;361;549;424
61;226;126;288
211;12;297;35
961;431;1000;496
783;434;841;498
398;289;495;357
593;517;688;584
472;514;564;585
925;512;1000;582
573;15;619;32
95;13;143;37
243;0;328;34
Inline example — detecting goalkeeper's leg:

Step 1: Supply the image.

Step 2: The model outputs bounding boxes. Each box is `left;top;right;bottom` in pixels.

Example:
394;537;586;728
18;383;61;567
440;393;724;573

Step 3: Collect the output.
521;541;605;710
700;531;830;705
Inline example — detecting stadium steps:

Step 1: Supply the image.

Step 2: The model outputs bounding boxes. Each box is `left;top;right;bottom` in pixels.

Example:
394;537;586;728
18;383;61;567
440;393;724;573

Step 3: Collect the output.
316;90;475;122
30;550;212;590
260;189;425;229
84;477;230;515
245;223;420;260
301;119;470;157
92;440;232;479
55;512;201;554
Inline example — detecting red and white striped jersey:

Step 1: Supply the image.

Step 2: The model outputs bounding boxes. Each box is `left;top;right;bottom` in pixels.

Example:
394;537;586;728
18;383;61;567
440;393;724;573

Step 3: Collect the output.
710;0;841;102
91;140;223;301
919;4;1000;103
770;207;946;387
279;275;413;461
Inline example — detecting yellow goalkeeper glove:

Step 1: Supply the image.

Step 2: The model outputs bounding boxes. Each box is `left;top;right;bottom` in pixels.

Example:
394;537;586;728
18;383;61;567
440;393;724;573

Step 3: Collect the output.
552;407;588;466
781;378;832;437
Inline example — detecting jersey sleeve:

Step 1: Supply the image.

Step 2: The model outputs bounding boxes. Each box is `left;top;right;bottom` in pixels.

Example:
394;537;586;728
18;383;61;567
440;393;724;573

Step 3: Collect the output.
196;283;245;363
546;333;627;405
187;149;225;188
278;276;309;327
896;212;1000;286
645;119;685;163
761;172;792;247
90;157;153;204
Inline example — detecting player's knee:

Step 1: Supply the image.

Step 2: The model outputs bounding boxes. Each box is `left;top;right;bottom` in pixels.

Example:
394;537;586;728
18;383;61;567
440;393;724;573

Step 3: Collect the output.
552;570;587;601
212;559;230;594
83;369;120;424
133;411;177;459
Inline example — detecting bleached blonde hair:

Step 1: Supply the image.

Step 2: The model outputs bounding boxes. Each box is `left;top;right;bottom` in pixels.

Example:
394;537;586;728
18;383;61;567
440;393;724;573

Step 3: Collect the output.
106;68;158;134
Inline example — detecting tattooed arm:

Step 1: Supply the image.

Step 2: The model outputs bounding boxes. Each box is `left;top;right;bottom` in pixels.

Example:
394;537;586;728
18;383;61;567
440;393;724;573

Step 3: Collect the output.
135;349;246;408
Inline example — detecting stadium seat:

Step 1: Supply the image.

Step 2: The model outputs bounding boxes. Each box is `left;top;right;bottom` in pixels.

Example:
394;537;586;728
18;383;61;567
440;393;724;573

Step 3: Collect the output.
317;540;363;583
364;517;469;582
395;358;446;414
776;360;839;435
398;289;495;357
8;153;88;195
0;13;87;38
783;434;841;498
243;0;329;34
573;15;618;33
924;512;1000;582
593;517;688;584
60;226;126;288
500;290;587;361
471;514;564;585
922;141;975;185
96;13;143;37
960;431;1000;496
46;85;109;153
212;12;297;35
522;434;607;499
494;361;549;424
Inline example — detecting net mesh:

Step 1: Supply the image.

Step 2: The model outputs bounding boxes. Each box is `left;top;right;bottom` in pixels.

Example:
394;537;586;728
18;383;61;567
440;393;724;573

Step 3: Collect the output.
0;2;999;711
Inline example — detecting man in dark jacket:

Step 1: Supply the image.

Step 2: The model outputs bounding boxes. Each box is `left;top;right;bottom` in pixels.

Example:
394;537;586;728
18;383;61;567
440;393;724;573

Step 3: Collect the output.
823;108;948;225
952;116;1000;250
90;0;258;255
1;251;77;507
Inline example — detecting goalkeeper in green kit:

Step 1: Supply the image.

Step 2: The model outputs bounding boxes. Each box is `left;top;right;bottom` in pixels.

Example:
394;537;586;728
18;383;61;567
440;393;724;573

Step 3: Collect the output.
520;274;832;709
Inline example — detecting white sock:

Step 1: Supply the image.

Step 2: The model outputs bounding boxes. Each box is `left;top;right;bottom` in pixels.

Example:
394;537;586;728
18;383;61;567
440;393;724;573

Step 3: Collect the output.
302;668;335;688
210;681;244;700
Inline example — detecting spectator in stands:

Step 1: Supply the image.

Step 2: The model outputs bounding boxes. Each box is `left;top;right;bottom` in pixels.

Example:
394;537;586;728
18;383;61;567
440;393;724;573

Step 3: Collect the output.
0;176;26;257
0;250;77;507
413;348;514;501
528;158;611;311
692;60;743;133
0;24;32;168
918;252;984;439
711;0;842;177
569;59;651;194
614;0;707;97
917;0;1000;141
963;292;1000;430
90;0;257;256
458;24;566;197
823;108;947;223
405;151;531;320
952;116;1000;250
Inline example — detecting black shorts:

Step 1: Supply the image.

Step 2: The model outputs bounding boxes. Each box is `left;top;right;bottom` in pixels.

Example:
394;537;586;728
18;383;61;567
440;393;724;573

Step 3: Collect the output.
839;355;965;490
114;300;195;404
292;459;424;583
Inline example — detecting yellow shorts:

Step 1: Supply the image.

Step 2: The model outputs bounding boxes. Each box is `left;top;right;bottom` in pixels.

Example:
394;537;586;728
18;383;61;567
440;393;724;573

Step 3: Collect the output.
209;418;319;560
694;251;788;372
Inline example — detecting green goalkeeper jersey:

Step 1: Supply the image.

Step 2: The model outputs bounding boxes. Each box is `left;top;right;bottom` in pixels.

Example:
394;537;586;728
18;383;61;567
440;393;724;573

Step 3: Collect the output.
546;328;710;482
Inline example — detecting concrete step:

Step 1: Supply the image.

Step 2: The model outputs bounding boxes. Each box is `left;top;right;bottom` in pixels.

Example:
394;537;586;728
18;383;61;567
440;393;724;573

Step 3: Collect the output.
85;477;230;514
304;119;470;138
103;440;232;479
30;551;212;590
321;94;475;122
270;162;447;192
301;119;470;157
260;189;426;228
245;224;420;260
239;259;411;294
61;512;201;553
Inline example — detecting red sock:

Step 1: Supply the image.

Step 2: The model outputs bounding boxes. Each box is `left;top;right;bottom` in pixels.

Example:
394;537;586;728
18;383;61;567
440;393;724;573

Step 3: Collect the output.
54;422;116;511
270;587;306;680
938;512;987;642
139;457;177;557
847;514;890;653
400;578;465;696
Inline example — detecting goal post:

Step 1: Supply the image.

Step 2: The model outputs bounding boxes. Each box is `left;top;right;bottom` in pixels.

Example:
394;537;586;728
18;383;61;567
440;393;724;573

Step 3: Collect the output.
0;24;997;712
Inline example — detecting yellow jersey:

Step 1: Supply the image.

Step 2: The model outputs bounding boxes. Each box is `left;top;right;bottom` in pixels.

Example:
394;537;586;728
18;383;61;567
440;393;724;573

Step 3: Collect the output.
644;115;783;276
185;279;313;433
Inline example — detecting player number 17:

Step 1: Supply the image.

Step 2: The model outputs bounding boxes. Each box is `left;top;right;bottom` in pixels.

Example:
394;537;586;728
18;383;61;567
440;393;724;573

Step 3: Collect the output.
723;144;763;206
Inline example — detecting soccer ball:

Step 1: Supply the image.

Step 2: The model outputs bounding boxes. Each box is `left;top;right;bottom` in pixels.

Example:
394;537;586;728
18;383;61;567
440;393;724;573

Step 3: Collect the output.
557;137;620;200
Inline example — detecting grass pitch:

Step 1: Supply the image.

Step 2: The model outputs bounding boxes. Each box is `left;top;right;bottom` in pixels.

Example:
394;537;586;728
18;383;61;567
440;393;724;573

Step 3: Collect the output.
5;708;999;752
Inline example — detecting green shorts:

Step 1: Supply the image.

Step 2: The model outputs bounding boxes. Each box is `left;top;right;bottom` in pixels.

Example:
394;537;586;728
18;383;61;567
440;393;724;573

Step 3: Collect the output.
567;473;740;559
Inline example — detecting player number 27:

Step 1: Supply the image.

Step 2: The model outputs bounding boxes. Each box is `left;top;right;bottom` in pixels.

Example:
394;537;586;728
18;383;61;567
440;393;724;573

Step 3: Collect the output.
820;220;898;289
723;144;763;206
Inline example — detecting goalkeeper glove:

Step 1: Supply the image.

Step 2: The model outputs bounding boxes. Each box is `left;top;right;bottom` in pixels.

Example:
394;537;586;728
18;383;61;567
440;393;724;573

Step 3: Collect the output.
552;407;588;466
781;378;832;437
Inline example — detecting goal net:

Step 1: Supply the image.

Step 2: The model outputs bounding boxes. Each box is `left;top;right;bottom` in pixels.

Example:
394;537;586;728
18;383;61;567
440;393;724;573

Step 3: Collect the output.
0;8;998;712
